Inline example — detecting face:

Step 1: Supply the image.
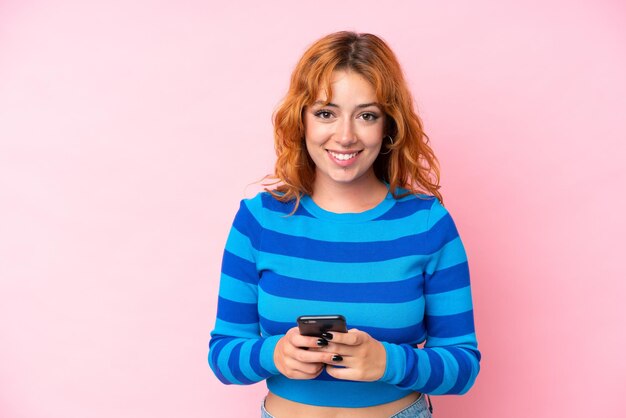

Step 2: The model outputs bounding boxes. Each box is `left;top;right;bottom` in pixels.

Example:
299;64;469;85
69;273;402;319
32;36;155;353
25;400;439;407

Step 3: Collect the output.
303;70;385;191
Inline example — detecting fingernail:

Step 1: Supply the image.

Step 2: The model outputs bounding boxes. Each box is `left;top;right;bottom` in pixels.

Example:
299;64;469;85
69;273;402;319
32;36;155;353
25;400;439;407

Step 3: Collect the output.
317;338;328;347
321;332;333;340
332;355;343;362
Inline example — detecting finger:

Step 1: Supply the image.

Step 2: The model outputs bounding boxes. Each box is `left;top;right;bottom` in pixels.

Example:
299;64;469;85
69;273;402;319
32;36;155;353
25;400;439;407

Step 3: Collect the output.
291;361;324;376
285;364;324;380
321;352;346;366
292;347;337;364
324;352;352;365
315;341;354;357
323;329;363;346
325;362;374;381
290;333;329;349
285;341;341;365
282;354;324;372
325;363;355;380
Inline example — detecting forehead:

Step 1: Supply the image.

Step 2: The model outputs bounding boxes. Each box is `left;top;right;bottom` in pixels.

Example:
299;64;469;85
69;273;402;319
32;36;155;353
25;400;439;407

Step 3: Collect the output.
314;70;377;102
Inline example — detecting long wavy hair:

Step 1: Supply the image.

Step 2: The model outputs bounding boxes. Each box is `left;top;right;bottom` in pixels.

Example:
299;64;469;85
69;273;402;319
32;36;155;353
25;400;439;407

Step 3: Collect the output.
263;31;442;210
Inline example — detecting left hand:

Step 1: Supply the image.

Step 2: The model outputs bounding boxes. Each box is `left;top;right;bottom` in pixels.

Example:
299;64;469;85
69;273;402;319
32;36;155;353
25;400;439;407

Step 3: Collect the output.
319;329;387;381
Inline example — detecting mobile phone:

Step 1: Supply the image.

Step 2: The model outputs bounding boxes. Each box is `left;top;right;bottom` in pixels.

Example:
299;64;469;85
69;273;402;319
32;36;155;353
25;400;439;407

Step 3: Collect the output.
297;315;348;337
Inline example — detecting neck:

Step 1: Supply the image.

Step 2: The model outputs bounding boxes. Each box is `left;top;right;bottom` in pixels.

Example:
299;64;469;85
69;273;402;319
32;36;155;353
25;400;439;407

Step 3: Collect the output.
311;172;389;213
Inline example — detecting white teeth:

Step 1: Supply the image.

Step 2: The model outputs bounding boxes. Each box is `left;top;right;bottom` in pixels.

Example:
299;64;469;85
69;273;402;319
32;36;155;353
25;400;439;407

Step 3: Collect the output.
329;151;359;161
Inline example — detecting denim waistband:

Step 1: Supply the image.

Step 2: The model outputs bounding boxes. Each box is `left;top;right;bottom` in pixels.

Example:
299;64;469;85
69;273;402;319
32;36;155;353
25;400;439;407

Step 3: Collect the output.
261;393;433;418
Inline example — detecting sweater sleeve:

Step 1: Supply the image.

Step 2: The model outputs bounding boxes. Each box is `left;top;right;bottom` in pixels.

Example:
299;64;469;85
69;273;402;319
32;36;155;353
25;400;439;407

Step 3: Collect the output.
378;198;481;394
208;199;282;385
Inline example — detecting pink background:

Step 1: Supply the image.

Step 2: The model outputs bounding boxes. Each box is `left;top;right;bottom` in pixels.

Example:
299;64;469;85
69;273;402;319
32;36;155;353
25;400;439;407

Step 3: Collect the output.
1;1;625;417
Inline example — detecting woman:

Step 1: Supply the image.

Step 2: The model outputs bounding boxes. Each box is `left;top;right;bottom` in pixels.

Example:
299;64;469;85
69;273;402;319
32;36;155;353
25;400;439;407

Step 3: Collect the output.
209;31;480;418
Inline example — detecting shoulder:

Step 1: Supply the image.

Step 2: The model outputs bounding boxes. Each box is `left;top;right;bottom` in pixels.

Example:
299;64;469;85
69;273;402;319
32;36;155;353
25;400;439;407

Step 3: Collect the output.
391;185;438;204
239;190;301;219
391;186;448;216
376;186;439;221
425;197;463;241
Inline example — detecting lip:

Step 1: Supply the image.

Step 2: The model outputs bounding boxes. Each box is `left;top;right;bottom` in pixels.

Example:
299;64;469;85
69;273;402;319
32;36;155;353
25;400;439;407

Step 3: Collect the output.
326;149;362;167
325;149;363;154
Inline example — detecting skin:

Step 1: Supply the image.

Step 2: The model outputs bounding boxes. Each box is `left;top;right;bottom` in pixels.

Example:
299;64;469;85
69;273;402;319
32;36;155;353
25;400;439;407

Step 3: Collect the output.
303;69;389;213
273;327;387;382
269;70;420;417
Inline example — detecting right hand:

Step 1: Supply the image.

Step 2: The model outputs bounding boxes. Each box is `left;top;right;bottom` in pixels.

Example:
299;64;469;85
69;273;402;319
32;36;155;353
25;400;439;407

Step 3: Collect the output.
273;327;338;380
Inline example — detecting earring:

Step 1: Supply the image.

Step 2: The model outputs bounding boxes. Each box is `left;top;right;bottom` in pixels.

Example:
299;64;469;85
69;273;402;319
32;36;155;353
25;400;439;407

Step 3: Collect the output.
379;135;394;155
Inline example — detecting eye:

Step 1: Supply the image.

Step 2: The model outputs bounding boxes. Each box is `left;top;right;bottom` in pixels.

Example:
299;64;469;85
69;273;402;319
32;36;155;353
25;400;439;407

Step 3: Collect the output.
360;112;379;122
314;109;334;119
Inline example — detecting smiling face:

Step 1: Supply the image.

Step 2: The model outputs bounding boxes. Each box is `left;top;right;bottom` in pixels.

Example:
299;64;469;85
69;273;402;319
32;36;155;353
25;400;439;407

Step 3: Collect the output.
303;70;386;193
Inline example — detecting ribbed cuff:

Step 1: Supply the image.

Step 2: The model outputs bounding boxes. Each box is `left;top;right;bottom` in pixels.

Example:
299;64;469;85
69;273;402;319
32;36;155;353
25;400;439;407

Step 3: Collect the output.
379;341;407;385
259;334;283;376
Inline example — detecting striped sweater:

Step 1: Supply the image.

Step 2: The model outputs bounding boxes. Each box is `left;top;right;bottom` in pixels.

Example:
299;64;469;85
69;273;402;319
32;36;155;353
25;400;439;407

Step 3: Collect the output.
208;187;480;407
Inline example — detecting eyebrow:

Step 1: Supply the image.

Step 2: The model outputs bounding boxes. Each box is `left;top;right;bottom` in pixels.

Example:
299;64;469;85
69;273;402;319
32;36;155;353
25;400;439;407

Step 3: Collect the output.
313;100;381;109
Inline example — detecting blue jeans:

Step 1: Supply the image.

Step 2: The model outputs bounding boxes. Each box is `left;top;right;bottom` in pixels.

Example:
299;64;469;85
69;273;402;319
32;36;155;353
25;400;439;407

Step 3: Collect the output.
261;393;433;418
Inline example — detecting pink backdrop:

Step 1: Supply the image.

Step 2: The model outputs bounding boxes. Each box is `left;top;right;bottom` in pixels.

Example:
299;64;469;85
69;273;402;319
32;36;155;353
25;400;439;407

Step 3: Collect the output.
1;1;625;417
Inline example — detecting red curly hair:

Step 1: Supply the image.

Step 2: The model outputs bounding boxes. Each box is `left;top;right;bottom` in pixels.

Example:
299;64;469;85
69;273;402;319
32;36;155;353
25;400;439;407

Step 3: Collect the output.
263;31;442;210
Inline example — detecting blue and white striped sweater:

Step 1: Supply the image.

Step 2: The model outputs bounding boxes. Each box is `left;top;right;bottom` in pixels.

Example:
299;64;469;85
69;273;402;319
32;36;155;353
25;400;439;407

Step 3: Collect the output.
209;189;480;407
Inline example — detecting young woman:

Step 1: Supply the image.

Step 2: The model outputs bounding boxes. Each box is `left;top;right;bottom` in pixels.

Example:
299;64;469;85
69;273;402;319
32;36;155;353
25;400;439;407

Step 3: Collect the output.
209;31;481;418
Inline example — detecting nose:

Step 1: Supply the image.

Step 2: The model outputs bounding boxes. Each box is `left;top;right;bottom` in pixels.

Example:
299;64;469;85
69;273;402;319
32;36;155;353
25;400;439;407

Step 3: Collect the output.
335;117;357;147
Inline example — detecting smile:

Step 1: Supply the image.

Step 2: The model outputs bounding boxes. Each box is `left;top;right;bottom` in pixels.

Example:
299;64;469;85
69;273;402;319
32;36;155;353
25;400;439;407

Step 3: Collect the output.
326;150;362;161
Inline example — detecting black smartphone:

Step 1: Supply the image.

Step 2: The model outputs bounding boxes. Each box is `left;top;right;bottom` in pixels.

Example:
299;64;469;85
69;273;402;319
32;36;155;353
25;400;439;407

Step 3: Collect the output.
297;315;348;337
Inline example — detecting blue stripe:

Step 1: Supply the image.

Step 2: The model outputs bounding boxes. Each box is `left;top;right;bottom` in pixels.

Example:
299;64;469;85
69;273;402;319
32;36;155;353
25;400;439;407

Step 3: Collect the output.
427;212;460;250
445;347;473;394
258;193;432;242
258;316;426;345
254;207;460;263
398;344;420;388
374;194;434;220
257;252;427;283
237;341;264;381
218;273;258;303
217;297;259;324
259;208;431;243
259;229;432;262
420;349;444;393
216;340;242;384
224;227;256;262
425;333;477;347
260;271;423;303
426;310;475;338
212;318;260;337
228;342;255;384
208;338;231;384
414;348;432;389
266;375;420;407
232;201;262;248
209;337;227;368
261;192;314;217
311;368;340;381
427;198;448;227
425;286;473;316
350;323;426;345
221;251;259;284
470;346;482;362
424;262;470;293
258;292;424;329
432;347;459;394
259;317;304;336
249;339;271;378
424;238;468;274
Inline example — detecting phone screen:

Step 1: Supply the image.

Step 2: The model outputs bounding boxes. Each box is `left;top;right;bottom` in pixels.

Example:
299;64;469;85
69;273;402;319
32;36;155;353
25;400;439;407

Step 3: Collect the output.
297;315;348;337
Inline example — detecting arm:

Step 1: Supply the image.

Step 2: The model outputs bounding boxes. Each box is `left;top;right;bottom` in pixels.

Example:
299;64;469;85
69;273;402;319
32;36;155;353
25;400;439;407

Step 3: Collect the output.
208;199;335;384
208;199;282;385
378;198;481;394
